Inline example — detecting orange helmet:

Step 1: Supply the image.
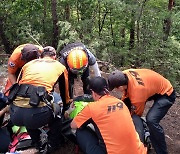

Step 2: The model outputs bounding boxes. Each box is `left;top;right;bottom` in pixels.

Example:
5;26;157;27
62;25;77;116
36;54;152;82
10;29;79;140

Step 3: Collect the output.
67;48;88;74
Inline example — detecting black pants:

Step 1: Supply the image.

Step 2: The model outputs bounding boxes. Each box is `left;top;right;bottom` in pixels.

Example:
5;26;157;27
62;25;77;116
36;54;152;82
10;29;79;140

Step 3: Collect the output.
0;127;11;153
10;104;64;148
132;114;145;143
146;91;176;154
69;67;90;99
133;91;176;154
76;128;106;154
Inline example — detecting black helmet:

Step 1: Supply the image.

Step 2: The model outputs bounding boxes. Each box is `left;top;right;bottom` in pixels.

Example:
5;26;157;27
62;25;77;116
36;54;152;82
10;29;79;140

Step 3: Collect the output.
108;70;128;91
21;44;40;62
89;76;108;95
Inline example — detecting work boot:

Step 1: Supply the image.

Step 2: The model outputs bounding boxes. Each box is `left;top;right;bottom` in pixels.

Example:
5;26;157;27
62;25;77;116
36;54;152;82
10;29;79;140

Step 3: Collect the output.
38;143;48;154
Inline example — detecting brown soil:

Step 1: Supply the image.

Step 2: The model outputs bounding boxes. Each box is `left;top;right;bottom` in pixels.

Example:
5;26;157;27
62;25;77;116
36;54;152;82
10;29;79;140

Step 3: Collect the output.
0;67;179;154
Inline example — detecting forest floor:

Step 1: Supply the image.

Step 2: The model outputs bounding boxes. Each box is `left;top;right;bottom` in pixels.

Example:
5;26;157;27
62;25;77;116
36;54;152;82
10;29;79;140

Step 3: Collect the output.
0;63;179;154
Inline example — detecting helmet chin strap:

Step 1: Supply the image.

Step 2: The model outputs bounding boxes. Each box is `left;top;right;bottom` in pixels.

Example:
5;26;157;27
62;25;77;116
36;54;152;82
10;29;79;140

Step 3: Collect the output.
70;64;88;75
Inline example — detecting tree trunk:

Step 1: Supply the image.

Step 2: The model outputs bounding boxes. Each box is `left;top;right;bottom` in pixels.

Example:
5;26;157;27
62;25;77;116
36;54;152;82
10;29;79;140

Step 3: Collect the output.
129;11;135;50
76;0;79;22
42;0;47;33
98;0;101;36
98;3;108;37
120;28;125;47
110;10;115;46
64;4;70;21
136;0;146;44
0;17;12;54
51;0;59;48
163;0;174;41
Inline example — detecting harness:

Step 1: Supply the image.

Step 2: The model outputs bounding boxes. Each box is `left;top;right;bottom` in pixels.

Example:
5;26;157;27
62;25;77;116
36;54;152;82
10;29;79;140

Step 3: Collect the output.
8;84;53;108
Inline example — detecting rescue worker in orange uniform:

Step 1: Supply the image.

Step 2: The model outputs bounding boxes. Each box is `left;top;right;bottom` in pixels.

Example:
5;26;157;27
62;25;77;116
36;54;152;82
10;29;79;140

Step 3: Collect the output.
4;44;43;94
108;69;176;154
60;42;101;99
71;76;147;154
9;46;70;153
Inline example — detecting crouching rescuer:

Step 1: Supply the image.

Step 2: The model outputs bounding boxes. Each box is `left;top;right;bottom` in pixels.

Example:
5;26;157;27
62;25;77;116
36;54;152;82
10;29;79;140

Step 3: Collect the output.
70;77;147;154
9;46;70;153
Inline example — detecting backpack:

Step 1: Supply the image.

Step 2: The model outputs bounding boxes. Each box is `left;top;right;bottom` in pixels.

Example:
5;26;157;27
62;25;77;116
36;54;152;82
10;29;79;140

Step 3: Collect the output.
8;126;32;152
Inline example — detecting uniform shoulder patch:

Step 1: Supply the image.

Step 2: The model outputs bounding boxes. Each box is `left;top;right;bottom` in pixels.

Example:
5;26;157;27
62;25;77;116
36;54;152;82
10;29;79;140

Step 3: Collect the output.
9;61;16;67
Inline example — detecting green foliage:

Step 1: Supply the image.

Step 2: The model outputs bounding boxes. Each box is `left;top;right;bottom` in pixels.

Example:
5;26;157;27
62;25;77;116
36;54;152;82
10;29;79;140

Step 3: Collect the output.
15;21;43;46
130;38;180;92
0;0;179;92
158;38;180;92
171;9;180;41
0;0;44;50
78;0;96;20
56;21;79;54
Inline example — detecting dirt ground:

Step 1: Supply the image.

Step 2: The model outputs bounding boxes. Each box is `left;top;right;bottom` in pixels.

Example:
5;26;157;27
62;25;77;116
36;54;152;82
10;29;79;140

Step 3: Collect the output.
0;64;179;154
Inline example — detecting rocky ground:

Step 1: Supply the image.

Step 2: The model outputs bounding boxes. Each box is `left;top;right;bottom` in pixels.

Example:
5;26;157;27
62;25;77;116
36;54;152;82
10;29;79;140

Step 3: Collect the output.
0;62;179;154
